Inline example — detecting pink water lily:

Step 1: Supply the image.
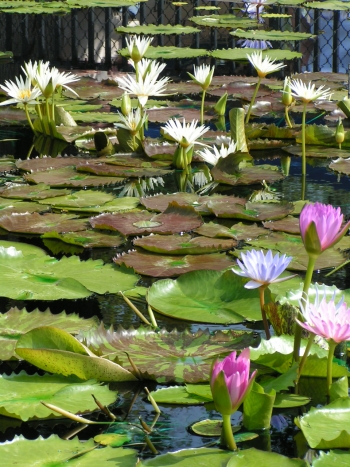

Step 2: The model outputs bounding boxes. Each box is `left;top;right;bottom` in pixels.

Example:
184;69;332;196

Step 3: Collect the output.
233;249;294;289
210;349;256;416
299;202;350;258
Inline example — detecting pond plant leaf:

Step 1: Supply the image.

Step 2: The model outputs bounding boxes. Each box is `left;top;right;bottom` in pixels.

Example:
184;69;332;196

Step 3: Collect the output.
273;393;311;408
329;157;350;175
194;221;266;240
243;381;275;430
0;213;88;234
15;326;137;382
37;189;114;208
211;164;284;186
230;29;315;41
150;386;211;404
296;397;350;449
76;161;171;178
207;200;293;220
99;153;171;168
211;48;302;61
90;202;203;236
147;269;262;324
0;307;98;361
119;45;209;60
116;24;200;34
311;450;350;467
16;156;84;173
133;234;236;254
81;324;259;383
41;230;125;249
0;435;137;466
0;183;70;200
114;250;233;277
138;447;234;466
0;372;116;421
226;447;308;466
263;216;300;234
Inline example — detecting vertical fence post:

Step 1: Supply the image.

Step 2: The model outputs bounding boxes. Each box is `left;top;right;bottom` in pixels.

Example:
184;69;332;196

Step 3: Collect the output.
140;1;145;24
53;16;61;65
194;0;200;66
105;7;112;69
5;14;12;53
71;9;78;66
157;0;164;46
210;0;217;67
313;10;319;72
333;10;339;72
295;7;301;73
21;14;29;60
88;8;95;66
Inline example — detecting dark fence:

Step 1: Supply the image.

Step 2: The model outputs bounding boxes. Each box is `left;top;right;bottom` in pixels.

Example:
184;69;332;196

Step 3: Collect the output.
0;2;349;75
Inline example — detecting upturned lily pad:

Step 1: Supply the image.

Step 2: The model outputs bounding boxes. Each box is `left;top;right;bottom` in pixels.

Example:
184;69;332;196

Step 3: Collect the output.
0;213;88;234
138;447;234;467
296;398;350;449
24;167;124;188
134;234;236;254
0;436;137;466
211;165;284;186
116;24;200;34
0;307;98;361
147;269;262;324
42;230;125;248
81;324;259;383
329;157;350;175
114;250;233;277
141;194;246;215
0;183;70;199
16;326;137;382
194;221;266;240
263;216;300;234
0;372;116;420
207;200;293;221
0;250;138;300
90;202;203;236
76;161;171;178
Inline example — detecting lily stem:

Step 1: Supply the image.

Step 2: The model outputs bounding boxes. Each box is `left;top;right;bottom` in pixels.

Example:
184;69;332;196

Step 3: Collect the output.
200;89;206;125
221;414;237;451
259;285;271;340
327;341;337;398
293;255;316;362
285;105;293;128
245;76;262;124
301;102;307;176
295;332;314;394
24;104;35;133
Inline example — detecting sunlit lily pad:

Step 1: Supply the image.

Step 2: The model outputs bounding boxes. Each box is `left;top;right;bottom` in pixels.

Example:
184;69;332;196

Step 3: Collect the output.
263;216;300;234
190;14;256;28
76;161;171;178
283;145;346;158
0;213;88;234
38;189;114;208
329;157;350;175
0;200;49;215
24;167;124;187
231;29;315;41
304;0;350;10
207;200;293;221
139;447;234;467
90;202;203;236
211;48;302;61
114;250;233;277
312;450;350;466
99;153;171;168
0;183;70;199
211;165;284;186
148;269;262;324
136;46;209;59
0;307;98;361
0;436;137;466
194;221;266;240
16;157;86;173
134;234;236;254
116;24;200;34
81;324;259;383
0;372;116;420
42;230;125;249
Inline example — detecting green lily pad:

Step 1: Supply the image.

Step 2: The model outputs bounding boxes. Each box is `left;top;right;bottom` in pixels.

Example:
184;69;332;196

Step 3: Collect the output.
312;450;350;467
134;234;236;254
41;230;125;249
207;200;293;221
81;325;259;383
194;221;266;240
297;398;350;449
93;432;131;447
138;447;234;467
0;435;137;466
304;0;350;10
283;145;346;158
231;29;315;41
120;45;209;60
0;183;70;199
211;48;302;61
190;419;244;438
99;154;171;168
116;24;200;35
0;307;98;361
190;14;256;28
226;447;307;466
273;393;311;408
147;269;262;324
0;372;117;421
16;156;86;173
211;164;284;186
90;202;203;236
37;189;114;207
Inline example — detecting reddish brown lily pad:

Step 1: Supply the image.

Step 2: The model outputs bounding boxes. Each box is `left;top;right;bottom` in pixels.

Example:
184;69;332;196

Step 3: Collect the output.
113;250;233;277
263;216;300;234
140;193;246;215
76;161;171;178
282;145;346;159
143;139;177;159
207;200;294;221
0;201;50;215
147;106;214;123
208;81;272;101
90;202;203;236
16;157;90;173
211;165;284;186
0;183;70;200
24;167;124;188
194;221;266;241
99;153;171;167
329;157;350;175
134;234;236;254
0;213;88;234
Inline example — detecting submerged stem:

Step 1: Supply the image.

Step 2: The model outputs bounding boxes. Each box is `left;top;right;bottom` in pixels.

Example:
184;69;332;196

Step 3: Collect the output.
259;285;271;340
245;77;262;124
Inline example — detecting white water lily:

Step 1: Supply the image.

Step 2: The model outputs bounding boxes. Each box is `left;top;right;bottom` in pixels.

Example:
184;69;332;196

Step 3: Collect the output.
161;118;209;151
126;35;153;63
115;107;147;135
134;58;167;81
197;140;237;166
247;51;286;78
187;64;215;91
0;76;42;106
22;60;50;86
35;66;79;98
289;78;332;103
116;73;170;107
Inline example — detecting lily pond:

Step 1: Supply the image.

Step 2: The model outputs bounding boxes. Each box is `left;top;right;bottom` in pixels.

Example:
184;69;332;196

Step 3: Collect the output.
2;45;350;466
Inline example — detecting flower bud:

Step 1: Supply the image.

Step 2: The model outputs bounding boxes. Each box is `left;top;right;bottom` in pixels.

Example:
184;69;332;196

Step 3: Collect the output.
335;116;344;147
282;77;293;107
214;92;228;116
121;93;132;116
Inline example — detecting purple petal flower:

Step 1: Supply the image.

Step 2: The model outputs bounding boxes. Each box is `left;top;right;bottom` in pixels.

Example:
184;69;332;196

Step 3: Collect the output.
210;349;256;416
233;249;294;289
297;295;350;343
299;202;350;257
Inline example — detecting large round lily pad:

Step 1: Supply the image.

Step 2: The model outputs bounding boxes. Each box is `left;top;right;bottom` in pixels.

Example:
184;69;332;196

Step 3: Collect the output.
0;213;88;234
134;234;236;254
90;202;203;236
147;269;262;324
0;183;70;200
207;200;294;221
116;24;201;35
114;250;233;277
211;165;284;186
76;161;171;178
41;230;125;249
16;157;88;173
263;216;300;234
194;221;266;241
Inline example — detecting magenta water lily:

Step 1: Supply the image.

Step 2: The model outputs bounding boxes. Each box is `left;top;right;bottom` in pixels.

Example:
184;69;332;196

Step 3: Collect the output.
210;349;256;450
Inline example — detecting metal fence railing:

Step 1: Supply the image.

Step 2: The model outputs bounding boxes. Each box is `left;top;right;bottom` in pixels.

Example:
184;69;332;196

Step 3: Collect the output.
0;2;349;75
